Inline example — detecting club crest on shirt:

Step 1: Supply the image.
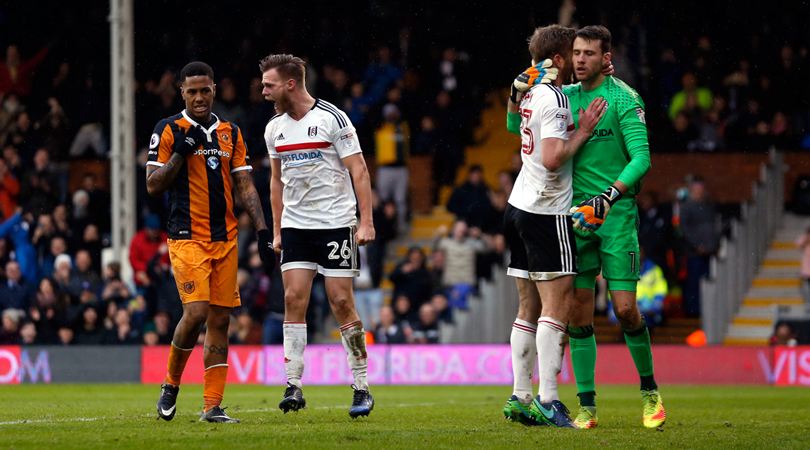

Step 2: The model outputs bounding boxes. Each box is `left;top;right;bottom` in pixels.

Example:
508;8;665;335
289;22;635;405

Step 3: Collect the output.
183;281;195;294
222;134;230;143
207;156;219;170
308;126;318;138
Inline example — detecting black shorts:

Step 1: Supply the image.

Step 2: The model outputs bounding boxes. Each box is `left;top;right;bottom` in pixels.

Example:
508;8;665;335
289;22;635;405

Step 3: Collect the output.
280;227;359;277
503;204;577;281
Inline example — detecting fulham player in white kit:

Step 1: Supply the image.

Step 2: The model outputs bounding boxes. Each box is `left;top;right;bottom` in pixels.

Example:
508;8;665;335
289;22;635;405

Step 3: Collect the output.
260;54;376;418
500;25;606;428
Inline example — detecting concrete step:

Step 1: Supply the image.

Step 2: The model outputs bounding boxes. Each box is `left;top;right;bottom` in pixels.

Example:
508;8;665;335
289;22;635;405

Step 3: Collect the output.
725;324;773;339
744;286;801;298
736;306;776;318
732;317;774;326
757;266;804;277
764;249;802;260
743;297;803;307
752;277;801;288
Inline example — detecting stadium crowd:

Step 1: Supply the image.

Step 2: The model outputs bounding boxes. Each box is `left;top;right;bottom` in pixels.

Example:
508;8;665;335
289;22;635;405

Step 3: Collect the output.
1;1;809;345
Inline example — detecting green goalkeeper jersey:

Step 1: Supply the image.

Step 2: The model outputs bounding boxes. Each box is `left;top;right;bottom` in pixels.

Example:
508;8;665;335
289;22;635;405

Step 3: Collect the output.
563;76;650;199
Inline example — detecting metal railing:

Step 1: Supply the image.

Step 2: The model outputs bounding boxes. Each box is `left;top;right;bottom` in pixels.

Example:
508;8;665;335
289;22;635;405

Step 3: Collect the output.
701;149;785;344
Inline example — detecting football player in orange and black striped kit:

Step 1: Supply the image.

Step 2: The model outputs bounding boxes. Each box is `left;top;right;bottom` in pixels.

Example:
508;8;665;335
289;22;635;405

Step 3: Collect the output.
147;61;274;424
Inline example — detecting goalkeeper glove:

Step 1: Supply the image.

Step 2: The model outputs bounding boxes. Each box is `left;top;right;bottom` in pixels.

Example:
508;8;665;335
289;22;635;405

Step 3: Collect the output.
173;125;205;158
570;185;623;232
510;59;558;103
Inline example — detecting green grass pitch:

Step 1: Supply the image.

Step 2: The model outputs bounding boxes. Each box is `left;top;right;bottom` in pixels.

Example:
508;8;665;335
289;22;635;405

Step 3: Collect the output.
2;384;809;449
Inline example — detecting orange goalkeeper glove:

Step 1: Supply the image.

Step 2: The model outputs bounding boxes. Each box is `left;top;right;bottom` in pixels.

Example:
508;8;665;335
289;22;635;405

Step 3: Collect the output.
510;59;558;103
570;186;622;232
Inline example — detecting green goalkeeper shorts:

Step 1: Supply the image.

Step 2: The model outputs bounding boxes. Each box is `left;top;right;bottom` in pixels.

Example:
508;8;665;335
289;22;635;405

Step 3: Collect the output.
573;195;640;292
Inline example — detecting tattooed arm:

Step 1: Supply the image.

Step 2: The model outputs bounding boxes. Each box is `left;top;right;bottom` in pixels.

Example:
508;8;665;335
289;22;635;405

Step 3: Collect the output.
146;153;185;197
232;170;268;232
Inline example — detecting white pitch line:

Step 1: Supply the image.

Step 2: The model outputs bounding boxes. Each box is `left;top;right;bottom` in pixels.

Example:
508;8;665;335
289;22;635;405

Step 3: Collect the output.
0;401;492;427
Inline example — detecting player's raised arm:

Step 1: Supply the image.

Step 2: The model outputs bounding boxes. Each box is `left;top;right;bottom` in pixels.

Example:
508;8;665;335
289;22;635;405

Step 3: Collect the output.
146;124;204;196
343;153;375;246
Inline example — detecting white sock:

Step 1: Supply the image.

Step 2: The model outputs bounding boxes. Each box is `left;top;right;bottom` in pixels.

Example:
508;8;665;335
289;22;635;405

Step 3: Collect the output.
283;322;307;388
339;320;369;391
510;319;537;403
536;317;566;403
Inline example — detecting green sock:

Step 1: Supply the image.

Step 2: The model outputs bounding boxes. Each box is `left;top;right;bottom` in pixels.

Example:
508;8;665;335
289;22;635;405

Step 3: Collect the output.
623;319;658;391
568;325;597;406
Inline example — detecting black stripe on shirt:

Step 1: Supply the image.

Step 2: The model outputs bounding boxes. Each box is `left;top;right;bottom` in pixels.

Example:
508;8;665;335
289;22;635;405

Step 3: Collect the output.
167;121;192;239
206;129;229;242
316;100;347;128
546;84;563;108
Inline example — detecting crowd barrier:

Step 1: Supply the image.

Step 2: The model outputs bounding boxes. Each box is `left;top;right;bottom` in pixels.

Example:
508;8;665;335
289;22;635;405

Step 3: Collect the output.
1;345;808;386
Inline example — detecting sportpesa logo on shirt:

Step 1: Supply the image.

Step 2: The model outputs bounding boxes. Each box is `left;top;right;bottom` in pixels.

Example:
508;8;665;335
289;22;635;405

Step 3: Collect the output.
194;149;231;158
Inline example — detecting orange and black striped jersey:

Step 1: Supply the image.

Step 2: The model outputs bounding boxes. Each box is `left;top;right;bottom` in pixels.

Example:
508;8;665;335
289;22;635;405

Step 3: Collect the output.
147;111;251;242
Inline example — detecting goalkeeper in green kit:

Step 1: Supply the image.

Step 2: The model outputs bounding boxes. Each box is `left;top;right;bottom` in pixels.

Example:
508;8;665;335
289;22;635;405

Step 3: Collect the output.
506;25;665;429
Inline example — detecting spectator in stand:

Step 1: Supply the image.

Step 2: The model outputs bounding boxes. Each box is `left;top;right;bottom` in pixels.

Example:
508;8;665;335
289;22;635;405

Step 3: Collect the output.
146;242;182;322
446;165;495;231
393;294;415;326
73;306;104;345
19;320;38;345
29;277;64;344
78;223;103;274
70;249;102;297
53;253;74;301
432;91;465;187
411;303;440;344
19;148;59;215
153;310;173;345
213;78;249;130
388;247;433;311
232;310;262;345
0;158;20;221
428;249;446;294
354;245;384;328
3;144;24;178
0;45;50;98
103;309;140;345
143;322;160;346
51;204;72;243
430;293;452;323
0;261;32;311
375;103;410;230
414;116;439;157
129;214;168;292
637;191;673;274
80;173;110;232
0;308;24;344
0;209;36;283
369;193;398;286
669;72;713;122
363;45;403;105
770;322;798;346
679;179;720;317
373;304;408;344
57;326;73;345
436;220;489;308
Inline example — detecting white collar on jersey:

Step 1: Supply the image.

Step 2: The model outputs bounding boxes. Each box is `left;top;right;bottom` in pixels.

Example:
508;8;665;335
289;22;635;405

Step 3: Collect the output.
181;110;220;143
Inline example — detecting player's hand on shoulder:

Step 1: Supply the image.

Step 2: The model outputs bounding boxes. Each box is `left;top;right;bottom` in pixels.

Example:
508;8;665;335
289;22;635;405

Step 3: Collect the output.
355;223;375;246
601;59;614;76
577;97;607;133
173;125;205;158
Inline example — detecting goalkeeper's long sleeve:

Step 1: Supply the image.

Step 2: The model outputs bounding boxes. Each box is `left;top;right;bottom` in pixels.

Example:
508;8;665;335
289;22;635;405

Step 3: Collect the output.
507;111;521;135
616;108;651;190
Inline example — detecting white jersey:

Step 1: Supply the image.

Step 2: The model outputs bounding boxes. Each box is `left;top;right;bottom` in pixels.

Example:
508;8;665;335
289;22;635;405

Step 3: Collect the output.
265;99;363;229
508;84;576;215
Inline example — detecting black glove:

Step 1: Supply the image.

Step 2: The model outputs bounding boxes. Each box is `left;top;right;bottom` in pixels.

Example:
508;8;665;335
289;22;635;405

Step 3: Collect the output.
257;229;275;275
173;125;205;158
